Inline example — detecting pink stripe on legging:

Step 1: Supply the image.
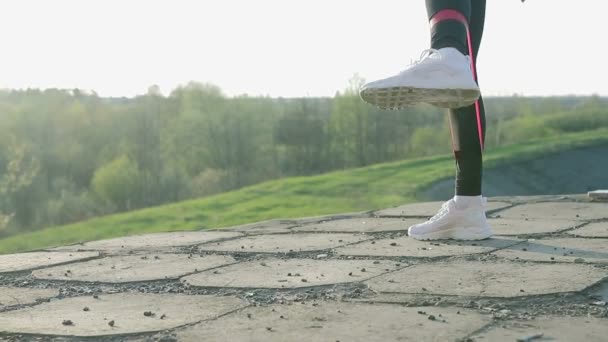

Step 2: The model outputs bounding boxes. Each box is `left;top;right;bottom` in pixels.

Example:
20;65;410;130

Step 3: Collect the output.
430;9;484;151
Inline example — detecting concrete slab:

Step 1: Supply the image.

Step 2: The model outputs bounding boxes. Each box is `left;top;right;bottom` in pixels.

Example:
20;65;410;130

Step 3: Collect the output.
496;202;608;221
288;211;369;226
375;201;510;217
32;254;236;283
52;231;241;252
471;317;608;342
0;293;247;337
183;258;399;288
335;236;520;258
175;302;491;342
292;218;418;233
365;260;606;297
568;222;608;238
492;238;608;263
0;287;59;308
197;233;370;253
0;251;99;273
490;218;579;235
223;219;295;234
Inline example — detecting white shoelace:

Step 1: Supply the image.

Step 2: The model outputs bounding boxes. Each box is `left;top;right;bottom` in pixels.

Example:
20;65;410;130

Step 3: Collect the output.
403;48;442;72
428;200;453;222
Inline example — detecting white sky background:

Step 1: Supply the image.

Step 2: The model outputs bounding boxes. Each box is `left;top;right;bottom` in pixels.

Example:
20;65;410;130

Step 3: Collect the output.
0;0;605;98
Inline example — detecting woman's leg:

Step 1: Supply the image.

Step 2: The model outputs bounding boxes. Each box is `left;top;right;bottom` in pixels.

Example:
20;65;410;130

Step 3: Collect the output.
426;0;486;198
426;0;471;55
446;0;486;198
408;0;492;241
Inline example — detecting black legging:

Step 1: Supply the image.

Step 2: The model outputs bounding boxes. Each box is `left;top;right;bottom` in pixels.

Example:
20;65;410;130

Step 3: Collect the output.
426;0;486;196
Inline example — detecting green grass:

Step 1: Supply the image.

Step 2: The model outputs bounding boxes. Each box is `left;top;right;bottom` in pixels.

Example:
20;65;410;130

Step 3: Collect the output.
1;128;607;255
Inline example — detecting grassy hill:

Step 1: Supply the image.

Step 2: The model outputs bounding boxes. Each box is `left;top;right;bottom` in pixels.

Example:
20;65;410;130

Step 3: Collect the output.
1;128;607;255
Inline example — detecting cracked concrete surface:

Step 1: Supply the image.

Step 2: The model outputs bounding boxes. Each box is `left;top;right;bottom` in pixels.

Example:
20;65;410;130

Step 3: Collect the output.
32;254;237;283
0;287;59;309
0;195;607;341
568;222;608;238
174;301;491;342
374;201;511;217
52;231;242;253
0;251;99;273
0;294;247;336
335;236;521;257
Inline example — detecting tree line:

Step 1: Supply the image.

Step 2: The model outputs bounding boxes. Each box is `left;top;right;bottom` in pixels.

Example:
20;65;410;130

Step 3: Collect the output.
0;78;606;237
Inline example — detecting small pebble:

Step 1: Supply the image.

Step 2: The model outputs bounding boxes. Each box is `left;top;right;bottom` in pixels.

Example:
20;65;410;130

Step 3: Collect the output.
108;320;115;327
390;243;397;246
428;315;436;321
62;320;73;326
360;268;366;272
83;307;89;312
144;311;154;317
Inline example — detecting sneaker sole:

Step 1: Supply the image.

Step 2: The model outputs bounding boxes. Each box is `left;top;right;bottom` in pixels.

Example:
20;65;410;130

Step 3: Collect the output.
408;226;493;241
360;86;480;110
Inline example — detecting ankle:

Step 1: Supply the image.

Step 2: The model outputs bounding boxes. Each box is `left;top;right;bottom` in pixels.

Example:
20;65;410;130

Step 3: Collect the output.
438;47;466;58
429;9;469;55
453;195;483;209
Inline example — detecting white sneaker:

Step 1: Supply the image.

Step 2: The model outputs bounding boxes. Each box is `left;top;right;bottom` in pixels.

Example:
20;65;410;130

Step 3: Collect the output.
407;197;493;241
360;47;480;110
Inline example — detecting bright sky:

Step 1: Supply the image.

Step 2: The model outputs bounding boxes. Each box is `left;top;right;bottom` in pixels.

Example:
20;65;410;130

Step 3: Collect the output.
1;0;605;98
